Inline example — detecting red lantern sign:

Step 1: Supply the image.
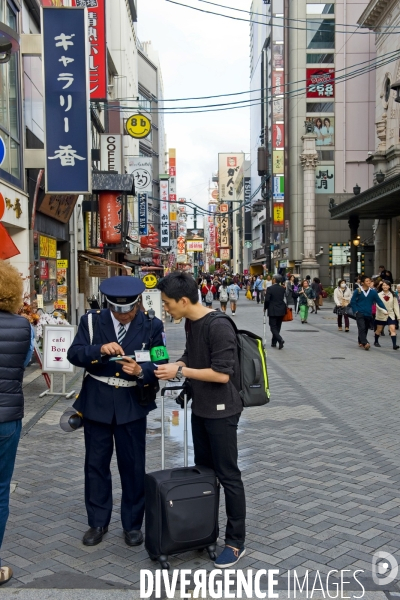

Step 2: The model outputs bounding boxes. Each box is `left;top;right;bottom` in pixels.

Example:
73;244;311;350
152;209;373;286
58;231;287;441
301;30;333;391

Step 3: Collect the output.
99;192;122;244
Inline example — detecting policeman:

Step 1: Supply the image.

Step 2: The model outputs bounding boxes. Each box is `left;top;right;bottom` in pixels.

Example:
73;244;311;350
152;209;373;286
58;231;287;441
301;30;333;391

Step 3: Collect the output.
67;276;168;547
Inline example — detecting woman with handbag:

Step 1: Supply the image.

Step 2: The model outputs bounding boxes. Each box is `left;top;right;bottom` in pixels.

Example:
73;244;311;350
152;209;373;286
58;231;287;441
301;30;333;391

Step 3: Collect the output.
374;280;400;349
285;275;299;315
333;279;352;332
311;278;322;313
298;279;315;324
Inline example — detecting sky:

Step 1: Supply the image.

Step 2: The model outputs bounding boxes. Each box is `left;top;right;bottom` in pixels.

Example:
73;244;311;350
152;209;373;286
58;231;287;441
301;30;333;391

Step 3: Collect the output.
137;0;251;225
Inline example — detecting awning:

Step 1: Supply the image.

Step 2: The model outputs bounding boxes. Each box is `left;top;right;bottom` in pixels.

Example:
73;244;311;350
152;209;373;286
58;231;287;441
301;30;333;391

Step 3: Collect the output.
92;172;135;194
79;252;132;275
330;173;400;220
140;266;165;270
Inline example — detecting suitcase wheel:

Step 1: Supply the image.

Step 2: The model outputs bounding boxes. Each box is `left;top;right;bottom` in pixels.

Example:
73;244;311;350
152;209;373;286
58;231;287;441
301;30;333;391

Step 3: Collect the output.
158;555;170;570
207;544;217;561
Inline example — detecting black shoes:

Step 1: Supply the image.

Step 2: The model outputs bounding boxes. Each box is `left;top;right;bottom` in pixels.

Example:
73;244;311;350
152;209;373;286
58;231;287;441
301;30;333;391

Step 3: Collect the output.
374;341;381;347
83;526;108;546
124;529;144;547
278;340;285;350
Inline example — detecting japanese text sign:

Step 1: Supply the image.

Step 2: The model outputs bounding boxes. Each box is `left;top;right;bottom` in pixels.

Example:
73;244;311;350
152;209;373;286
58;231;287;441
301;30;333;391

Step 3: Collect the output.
306;68;335;99
71;0;107;100
315;166;335;194
138;193;148;235
42;7;91;194
186;240;204;252
273;203;285;226
160;192;170;248
218;153;244;201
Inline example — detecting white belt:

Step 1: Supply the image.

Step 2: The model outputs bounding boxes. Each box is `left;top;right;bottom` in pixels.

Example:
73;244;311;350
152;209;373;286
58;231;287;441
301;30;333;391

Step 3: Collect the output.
89;374;137;388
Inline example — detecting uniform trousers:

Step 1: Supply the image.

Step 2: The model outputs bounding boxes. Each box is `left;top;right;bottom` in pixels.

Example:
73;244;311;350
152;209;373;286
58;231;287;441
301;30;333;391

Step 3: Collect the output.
269;316;284;345
83;416;146;532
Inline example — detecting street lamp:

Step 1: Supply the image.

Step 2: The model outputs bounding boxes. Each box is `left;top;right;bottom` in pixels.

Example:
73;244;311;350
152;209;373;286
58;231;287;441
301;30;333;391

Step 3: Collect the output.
353;184;361;195
352;236;361;247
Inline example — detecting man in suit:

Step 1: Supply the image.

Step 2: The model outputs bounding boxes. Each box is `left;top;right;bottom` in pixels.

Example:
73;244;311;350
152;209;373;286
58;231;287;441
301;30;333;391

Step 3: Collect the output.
67;276;167;547
263;274;287;350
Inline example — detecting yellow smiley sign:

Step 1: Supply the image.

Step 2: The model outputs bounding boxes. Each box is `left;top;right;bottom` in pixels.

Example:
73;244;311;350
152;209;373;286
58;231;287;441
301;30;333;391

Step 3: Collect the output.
143;273;157;289
126;114;152;139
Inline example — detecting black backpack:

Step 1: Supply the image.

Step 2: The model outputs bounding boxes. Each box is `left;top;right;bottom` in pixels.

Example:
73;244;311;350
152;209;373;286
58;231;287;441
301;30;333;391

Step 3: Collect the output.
204;312;270;407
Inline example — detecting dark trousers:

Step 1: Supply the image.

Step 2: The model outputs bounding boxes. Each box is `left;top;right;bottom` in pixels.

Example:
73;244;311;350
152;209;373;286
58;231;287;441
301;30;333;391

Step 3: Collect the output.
269;316;284;345
256;289;261;303
191;412;246;548
0;420;21;557
338;314;350;328
83;417;146;531
356;314;371;346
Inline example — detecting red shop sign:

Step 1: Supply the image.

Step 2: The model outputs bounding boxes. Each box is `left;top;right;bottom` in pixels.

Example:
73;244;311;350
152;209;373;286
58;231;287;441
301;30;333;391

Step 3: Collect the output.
99;192;122;244
71;0;107;100
306;68;335;99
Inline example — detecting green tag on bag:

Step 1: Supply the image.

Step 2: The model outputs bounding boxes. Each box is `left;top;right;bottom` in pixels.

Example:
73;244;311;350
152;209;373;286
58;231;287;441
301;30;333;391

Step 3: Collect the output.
150;346;169;361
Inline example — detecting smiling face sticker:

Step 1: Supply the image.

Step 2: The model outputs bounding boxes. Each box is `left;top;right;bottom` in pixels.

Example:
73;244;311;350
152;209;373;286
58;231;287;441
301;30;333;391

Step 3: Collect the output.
126;114;152;139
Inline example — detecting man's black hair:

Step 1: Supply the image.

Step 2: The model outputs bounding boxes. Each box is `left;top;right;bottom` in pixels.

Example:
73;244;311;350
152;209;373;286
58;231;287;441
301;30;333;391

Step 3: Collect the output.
157;271;199;304
360;275;370;283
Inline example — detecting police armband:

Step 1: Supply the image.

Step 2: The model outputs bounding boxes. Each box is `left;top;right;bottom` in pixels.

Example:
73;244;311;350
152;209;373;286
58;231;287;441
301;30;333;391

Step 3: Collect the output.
150;346;169;361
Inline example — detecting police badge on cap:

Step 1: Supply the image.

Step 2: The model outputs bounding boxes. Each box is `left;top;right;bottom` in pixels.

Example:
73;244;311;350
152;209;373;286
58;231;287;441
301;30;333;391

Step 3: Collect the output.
99;276;145;313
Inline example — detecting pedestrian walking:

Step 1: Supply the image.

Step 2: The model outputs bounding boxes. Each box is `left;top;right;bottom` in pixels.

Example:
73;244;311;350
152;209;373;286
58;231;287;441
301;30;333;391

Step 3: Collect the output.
285;275;299;315
379;265;394;284
298;279;315;323
311;278;322;313
0;261;34;585
227;281;240;315
201;279;216;308
264;274;286;349
374;280;400;349
349;275;388;350
254;275;264;304
334;279;351;331
156;272;246;568
219;281;229;313
67;276;167;547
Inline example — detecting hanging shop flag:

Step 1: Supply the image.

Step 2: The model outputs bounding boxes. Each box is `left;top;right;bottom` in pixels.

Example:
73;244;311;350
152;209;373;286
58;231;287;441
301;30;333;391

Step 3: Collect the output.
272;151;284;174
71;0;107;100
218;153;244;201
138;193;148;235
306;68;335;99
128;157;153;194
42;7;90;194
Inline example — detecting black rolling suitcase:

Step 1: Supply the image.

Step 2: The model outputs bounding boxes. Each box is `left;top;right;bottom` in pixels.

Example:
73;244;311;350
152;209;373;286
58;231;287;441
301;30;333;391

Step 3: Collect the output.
145;385;219;569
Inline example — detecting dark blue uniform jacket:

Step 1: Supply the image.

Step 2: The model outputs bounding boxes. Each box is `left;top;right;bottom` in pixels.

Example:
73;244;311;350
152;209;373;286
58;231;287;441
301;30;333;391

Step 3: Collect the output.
67;309;166;425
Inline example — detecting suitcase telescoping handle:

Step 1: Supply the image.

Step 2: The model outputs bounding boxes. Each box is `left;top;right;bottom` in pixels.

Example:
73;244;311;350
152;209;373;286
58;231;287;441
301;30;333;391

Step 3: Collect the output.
160;385;188;470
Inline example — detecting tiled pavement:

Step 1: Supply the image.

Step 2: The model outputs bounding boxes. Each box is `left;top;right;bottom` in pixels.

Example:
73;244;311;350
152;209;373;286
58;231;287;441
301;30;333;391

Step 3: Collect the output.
2;297;400;596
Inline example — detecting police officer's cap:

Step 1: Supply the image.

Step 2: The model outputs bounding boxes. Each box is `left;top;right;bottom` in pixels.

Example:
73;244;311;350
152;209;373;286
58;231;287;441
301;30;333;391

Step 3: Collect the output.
100;276;145;313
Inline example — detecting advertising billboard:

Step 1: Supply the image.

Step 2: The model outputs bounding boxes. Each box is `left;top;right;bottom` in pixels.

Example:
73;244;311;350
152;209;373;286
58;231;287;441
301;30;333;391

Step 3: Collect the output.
218;153;244;201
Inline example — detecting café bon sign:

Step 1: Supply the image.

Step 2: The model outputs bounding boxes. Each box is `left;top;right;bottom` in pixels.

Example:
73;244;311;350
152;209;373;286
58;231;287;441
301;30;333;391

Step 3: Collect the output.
42;325;76;374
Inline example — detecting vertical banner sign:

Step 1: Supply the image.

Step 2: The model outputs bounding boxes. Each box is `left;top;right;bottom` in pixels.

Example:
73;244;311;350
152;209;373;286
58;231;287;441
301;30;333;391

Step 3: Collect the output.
42;7;91;194
244;177;252;242
169;149;177;241
71;0;107;100
160;180;170;247
138;193;148;235
218;153;244;201
100;134;123;173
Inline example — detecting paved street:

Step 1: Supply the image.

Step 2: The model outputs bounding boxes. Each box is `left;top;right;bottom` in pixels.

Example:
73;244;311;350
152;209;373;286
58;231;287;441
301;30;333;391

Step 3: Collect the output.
2;296;400;597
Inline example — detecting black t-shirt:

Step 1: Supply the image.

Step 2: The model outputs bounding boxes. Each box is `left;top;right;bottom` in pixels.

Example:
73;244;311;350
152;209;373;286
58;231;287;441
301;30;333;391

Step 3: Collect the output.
179;313;242;419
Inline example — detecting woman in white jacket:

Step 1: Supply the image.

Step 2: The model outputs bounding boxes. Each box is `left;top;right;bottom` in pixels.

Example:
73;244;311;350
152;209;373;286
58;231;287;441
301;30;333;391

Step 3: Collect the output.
333;279;352;332
374;280;400;349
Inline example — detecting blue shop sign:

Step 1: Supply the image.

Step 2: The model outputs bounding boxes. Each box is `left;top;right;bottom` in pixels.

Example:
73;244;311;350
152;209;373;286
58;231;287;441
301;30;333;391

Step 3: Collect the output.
138;193;148;235
42;7;91;194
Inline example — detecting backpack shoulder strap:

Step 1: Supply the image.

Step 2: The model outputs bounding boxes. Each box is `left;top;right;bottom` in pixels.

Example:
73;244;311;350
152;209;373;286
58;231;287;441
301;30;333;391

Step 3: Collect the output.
88;312;94;345
202;311;237;347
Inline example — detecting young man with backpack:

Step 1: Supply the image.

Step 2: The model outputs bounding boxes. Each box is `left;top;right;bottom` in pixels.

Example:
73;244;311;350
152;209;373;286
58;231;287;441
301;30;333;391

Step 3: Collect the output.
156;272;246;568
219;281;229;312
227;281;240;315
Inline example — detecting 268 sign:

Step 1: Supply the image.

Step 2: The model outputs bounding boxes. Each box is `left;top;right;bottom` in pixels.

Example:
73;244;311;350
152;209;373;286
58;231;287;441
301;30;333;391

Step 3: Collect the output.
306;68;335;99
